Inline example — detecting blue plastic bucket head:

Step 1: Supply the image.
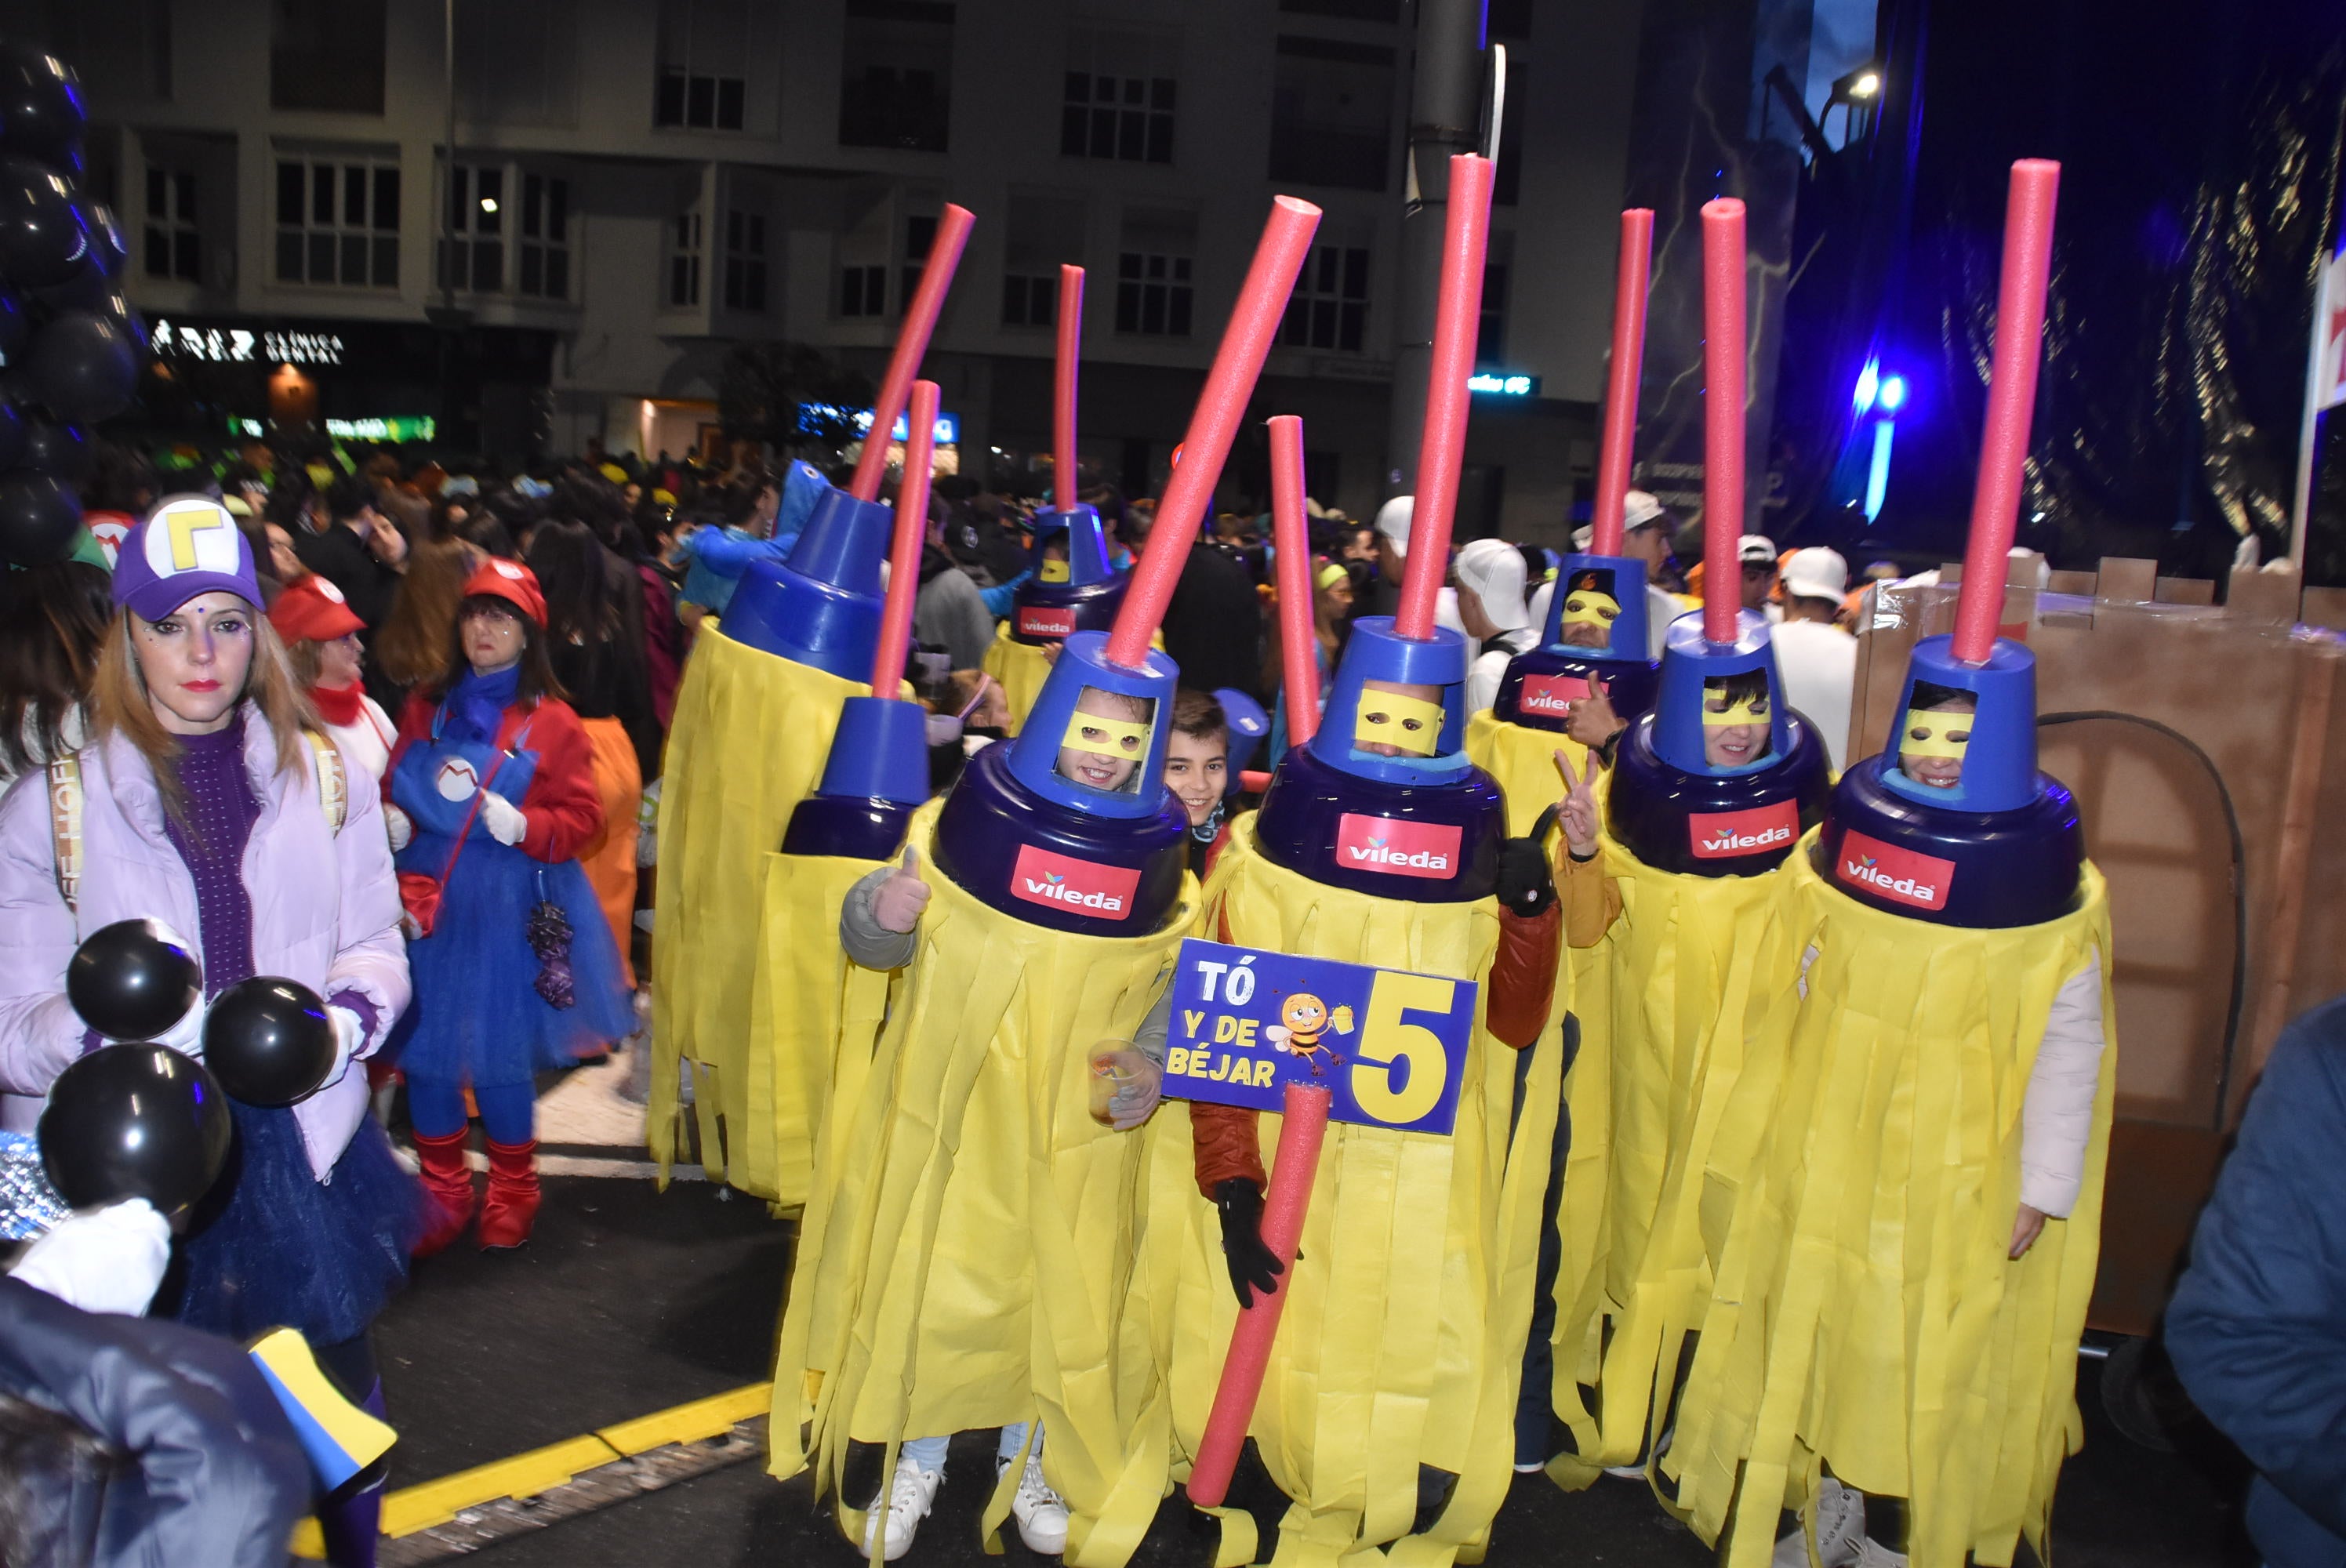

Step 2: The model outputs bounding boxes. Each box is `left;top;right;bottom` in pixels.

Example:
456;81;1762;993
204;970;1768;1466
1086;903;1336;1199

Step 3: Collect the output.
1876;633;2039;813
1305;617;1474;787
1001;630;1181;819
1544;554;1652;665
1647;608;1796;778
815;695;932;806
1028;504;1115;586
719;485;892;680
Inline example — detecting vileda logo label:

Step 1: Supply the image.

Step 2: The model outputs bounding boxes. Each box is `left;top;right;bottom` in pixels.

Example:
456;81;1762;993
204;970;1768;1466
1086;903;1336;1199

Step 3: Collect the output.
1336;813;1462;880
1011;844;1138;918
1836;829;1956;909
1018;605;1076;640
1688;800;1799;860
1518;673;1591;715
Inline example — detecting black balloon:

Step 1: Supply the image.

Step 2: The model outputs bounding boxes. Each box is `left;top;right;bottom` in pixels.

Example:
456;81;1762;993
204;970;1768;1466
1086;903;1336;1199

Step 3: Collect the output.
0;471;80;566
77;199;124;273
203;976;336;1108
26;309;139;423
0;44;85;176
0;153;85;286
38;1044;231;1216
17;414;87;478
0;402;24;471
65;918;202;1040
0;286;25;359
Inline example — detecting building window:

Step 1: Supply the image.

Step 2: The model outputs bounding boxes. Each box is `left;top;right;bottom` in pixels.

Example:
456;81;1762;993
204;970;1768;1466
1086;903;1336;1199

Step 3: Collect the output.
724;210;768;311
899;213;936;310
519;174;570;299
440;165;504;293
1061;73;1173;163
1268;35;1395;191
1478;261;1509;366
1280;244;1367;352
839;0;954;152
840;263;887;317
458;0;579;129
143;168;199;283
666;211;703;307
274;158;399;289
656;0;747;129
1002;270;1057;327
269;0;386;114
1115;252;1192;337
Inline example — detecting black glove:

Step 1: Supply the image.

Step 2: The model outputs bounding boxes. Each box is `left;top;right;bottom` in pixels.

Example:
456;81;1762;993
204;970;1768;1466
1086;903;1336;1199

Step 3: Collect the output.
1213;1178;1285;1309
1494;804;1562;918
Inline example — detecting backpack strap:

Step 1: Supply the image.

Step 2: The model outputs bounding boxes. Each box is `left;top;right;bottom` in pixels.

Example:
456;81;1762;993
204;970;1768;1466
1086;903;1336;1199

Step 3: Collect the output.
46;754;82;916
303;729;347;836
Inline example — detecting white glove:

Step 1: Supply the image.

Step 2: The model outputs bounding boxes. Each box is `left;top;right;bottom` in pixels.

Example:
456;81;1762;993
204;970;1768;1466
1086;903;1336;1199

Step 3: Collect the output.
384;803;414;852
10;1199;172;1316
142;995;207;1059
321;1005;365;1091
871;845;932;934
479;790;528;846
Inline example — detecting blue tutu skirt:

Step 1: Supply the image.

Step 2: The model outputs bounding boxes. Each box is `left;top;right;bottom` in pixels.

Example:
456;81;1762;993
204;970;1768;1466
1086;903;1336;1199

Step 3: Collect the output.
388;843;634;1089
165;1099;419;1345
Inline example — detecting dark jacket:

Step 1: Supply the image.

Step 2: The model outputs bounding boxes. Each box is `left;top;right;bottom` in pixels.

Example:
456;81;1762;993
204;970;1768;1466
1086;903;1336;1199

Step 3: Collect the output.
1161;546;1263;700
0;1276;309;1568
2167;997;2346;1568
292;521;402;631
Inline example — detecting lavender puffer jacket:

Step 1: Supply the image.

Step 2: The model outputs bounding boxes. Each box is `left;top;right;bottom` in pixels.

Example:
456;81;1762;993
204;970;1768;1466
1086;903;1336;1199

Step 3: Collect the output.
0;706;410;1179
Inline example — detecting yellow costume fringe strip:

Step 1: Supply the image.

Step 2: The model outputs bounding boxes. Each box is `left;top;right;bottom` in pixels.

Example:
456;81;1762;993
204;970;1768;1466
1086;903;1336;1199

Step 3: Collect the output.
1543;826;1805;1482
648;626;877;1193
1129;815;1567;1568
980;624;1055;736
741;851;900;1210
772;800;1197;1568
1463;712;1590;840
1668;843;2115;1568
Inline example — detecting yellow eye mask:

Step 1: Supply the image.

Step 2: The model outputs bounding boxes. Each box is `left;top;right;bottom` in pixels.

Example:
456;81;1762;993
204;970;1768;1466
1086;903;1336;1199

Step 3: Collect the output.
1900;716;1973;760
1061;710;1151;758
1562;590;1621;629
1701;693;1771;728
1353;691;1447;756
1039;557;1071;583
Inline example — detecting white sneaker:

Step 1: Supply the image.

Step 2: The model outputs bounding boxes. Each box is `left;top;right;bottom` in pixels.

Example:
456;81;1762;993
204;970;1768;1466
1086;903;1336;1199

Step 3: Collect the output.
1002;1449;1070;1555
860;1455;942;1562
1852;1541;1907;1567
1771;1476;1866;1568
1603;1423;1672;1480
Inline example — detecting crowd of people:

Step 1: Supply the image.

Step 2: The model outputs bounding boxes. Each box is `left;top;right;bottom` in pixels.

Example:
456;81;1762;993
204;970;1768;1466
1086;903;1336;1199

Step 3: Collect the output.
0;432;2321;1568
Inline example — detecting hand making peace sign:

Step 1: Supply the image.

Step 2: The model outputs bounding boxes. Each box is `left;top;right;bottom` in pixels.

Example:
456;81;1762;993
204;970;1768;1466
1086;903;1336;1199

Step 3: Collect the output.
1552;749;1601;859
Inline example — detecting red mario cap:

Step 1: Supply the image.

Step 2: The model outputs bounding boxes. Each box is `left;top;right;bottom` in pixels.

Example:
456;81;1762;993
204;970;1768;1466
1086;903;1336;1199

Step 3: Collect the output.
461;557;547;627
267;573;365;644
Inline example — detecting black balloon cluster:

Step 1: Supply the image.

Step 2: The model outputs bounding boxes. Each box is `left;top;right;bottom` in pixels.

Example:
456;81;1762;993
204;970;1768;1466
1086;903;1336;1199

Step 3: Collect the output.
0;42;143;570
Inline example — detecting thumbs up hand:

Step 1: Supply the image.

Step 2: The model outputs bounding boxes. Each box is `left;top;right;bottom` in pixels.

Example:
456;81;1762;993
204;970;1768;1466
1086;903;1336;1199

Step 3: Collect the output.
873;844;932;934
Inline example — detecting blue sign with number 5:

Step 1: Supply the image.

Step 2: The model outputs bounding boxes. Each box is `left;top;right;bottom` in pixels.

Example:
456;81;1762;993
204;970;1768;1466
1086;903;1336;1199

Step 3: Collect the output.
1159;938;1475;1136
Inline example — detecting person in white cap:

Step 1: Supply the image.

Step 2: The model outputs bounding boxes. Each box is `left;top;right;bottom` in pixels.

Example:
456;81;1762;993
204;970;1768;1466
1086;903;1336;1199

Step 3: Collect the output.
1769;545;1856;771
1535;489;1686;659
1454;536;1538;712
1738;534;1782;620
1369;492;1468;637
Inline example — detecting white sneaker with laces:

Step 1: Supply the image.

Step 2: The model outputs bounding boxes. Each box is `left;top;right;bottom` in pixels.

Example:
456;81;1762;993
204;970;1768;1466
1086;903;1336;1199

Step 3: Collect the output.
1770;1476;1866;1568
1852;1540;1908;1567
861;1455;942;1562
1002;1449;1070;1555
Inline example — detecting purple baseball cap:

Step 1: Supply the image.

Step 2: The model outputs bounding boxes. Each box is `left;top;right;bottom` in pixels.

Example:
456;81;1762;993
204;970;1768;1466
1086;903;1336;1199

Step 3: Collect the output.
112;495;263;621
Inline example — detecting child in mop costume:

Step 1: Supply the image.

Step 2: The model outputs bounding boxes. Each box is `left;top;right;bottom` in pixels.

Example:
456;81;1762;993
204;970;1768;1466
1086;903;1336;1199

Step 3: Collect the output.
1533;198;1830;1486
649;212;971;1197
1129;157;1573;1568
768;197;1323;1567
1665;160;2114;1568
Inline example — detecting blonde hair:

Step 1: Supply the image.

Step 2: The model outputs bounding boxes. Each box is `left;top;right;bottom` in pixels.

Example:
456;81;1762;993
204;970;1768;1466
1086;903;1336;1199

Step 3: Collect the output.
93;603;318;820
372;538;478;691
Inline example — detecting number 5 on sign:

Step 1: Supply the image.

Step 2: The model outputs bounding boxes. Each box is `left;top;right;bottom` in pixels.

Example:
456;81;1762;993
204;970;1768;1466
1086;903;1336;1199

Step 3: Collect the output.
1161;937;1473;1136
1352;971;1454;1127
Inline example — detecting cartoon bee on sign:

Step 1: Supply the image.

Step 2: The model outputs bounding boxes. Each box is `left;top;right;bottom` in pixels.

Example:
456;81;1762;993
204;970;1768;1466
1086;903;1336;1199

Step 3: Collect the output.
1266;992;1356;1076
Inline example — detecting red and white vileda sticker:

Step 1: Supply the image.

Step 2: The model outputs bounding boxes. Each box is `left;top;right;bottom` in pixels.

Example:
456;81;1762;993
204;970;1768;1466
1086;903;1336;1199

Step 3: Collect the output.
1335;813;1462;880
1516;673;1591;717
1018;605;1077;640
1834;829;1957;909
1687;800;1799;860
1011;844;1139;919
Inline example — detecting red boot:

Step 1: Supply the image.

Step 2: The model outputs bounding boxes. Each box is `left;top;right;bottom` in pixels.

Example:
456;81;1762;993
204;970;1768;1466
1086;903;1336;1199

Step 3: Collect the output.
411;1129;478;1258
478;1139;541;1250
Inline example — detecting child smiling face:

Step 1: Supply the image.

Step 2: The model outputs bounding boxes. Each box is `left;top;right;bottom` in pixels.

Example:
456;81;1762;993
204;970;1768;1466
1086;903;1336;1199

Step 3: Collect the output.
1056;687;1153;793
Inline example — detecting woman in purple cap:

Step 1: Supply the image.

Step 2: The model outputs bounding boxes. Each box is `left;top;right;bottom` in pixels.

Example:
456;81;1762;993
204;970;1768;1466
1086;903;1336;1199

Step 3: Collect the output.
0;495;416;1568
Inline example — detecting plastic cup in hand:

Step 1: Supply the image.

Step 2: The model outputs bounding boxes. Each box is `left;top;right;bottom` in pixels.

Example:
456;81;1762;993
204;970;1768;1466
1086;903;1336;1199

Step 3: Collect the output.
1088;1043;1150;1127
